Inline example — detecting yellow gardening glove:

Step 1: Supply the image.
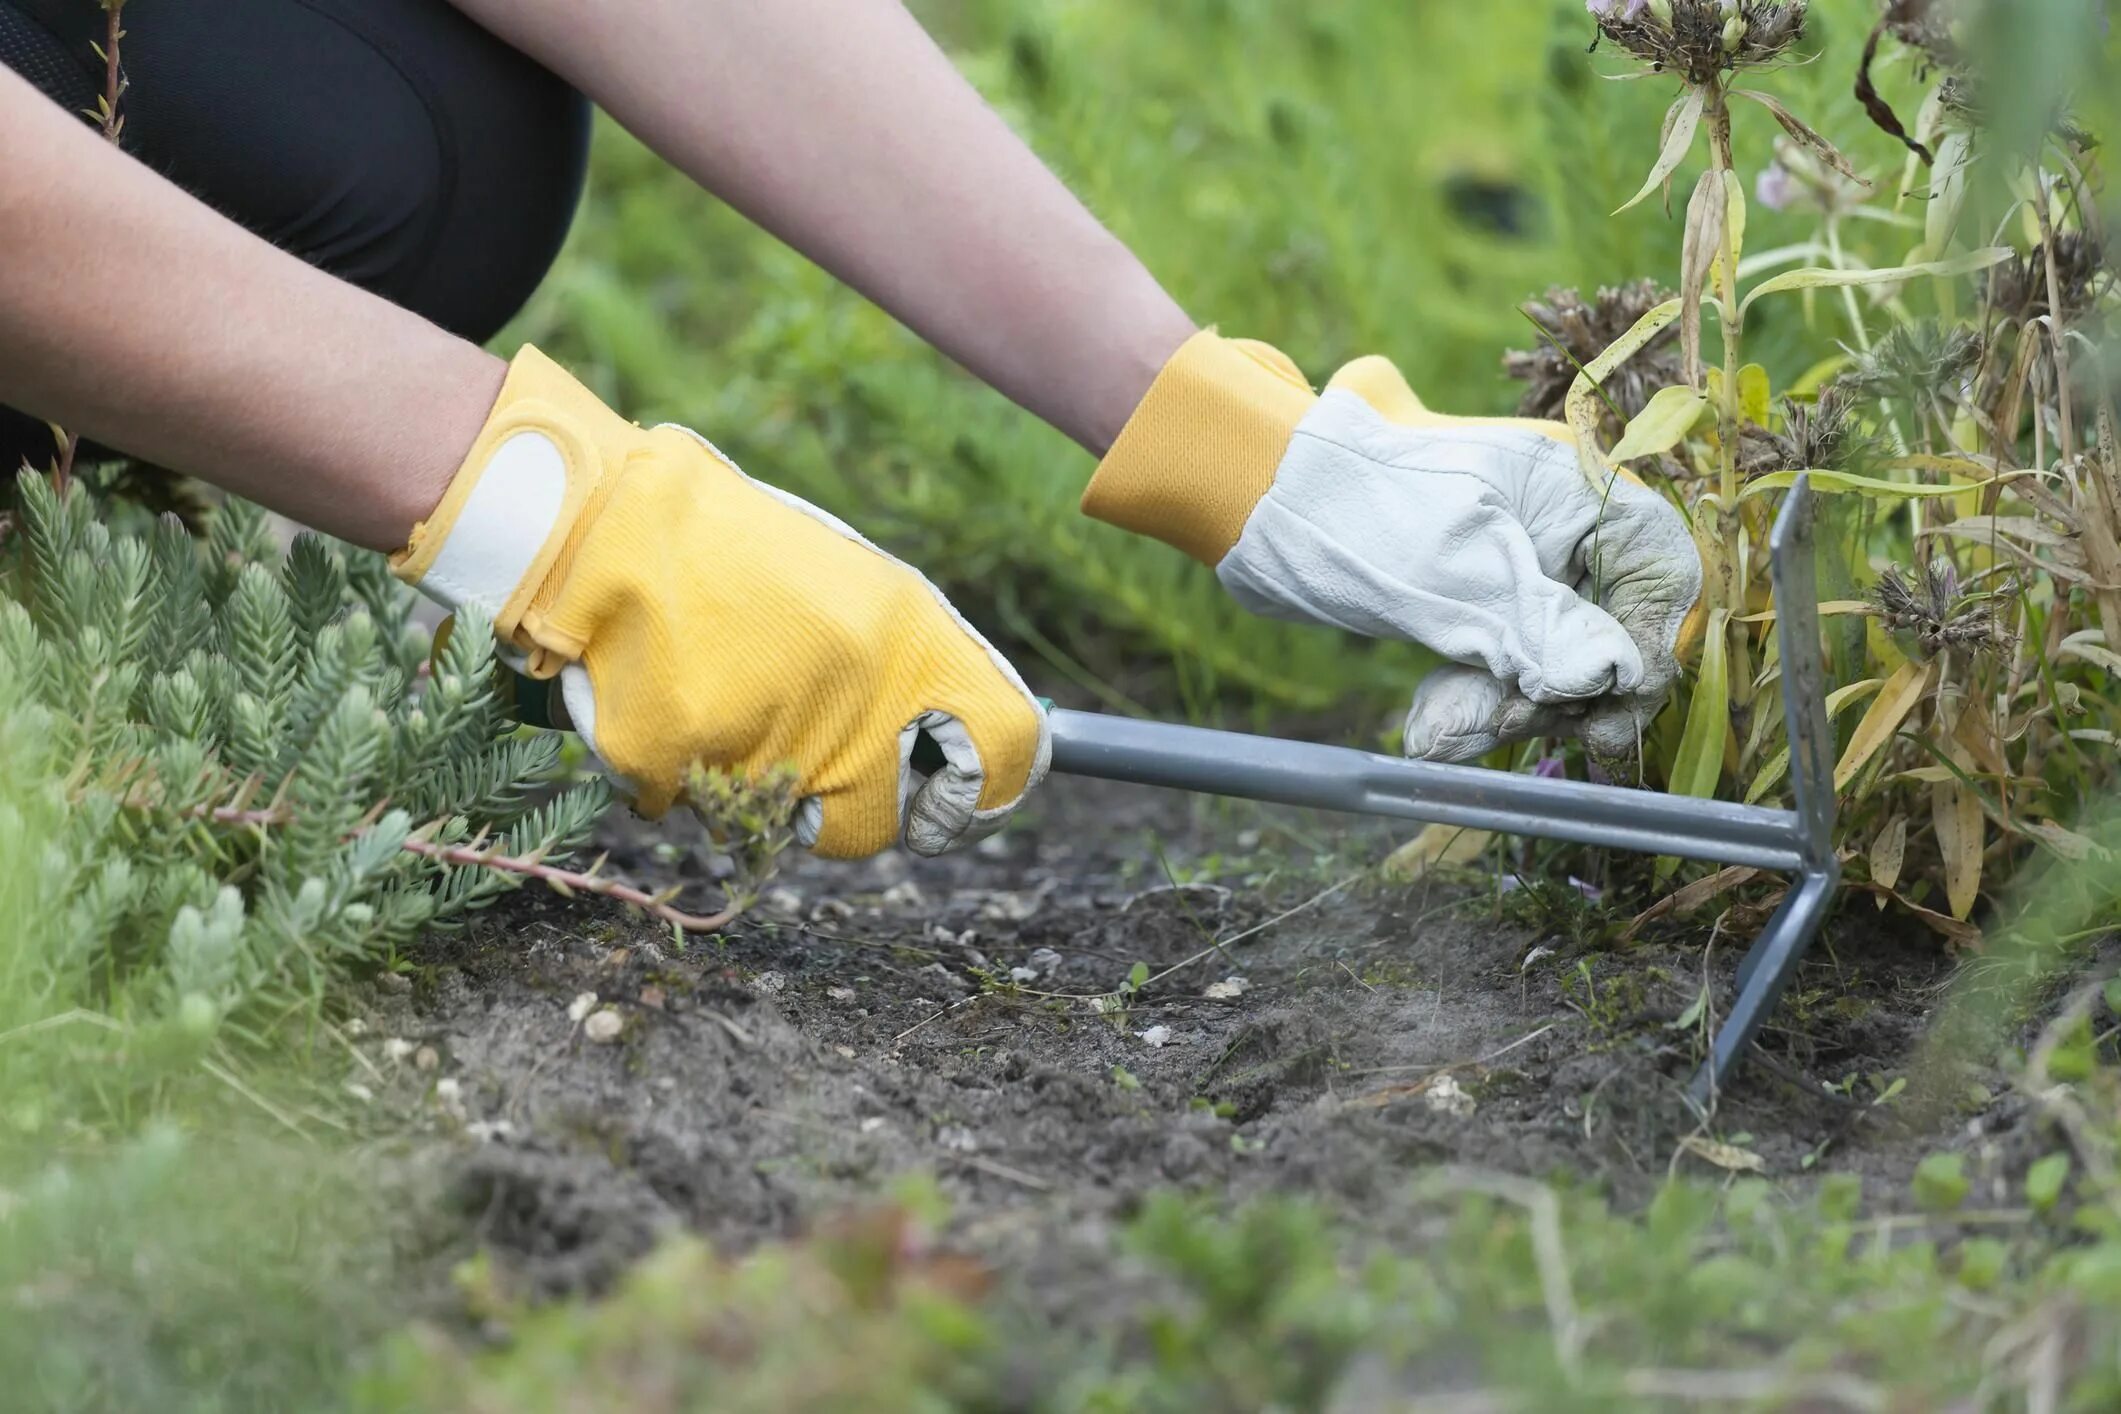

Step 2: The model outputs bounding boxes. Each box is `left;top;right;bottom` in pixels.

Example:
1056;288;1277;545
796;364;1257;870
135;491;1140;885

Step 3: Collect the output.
1083;330;1703;762
393;347;1049;858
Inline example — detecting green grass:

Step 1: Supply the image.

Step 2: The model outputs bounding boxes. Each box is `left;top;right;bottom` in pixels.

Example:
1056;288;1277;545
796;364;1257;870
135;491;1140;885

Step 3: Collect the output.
500;0;1924;725
358;1162;2121;1412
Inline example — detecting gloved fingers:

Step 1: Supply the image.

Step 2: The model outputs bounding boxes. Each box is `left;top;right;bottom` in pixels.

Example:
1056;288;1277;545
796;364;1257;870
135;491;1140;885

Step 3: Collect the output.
1402;665;1583;763
1324;356;1436;425
806;734;921;860
902;696;1052;858
1477;511;1649;703
1324;357;1577;444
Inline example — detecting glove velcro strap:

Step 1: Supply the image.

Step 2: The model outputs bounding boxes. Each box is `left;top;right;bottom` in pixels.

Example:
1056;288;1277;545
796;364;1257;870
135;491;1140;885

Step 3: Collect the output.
392;346;638;661
1081;329;1316;566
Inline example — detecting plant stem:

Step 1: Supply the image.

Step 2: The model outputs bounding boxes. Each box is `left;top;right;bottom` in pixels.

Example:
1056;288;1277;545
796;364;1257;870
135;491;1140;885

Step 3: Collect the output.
49;2;126;493
1705;86;1752;712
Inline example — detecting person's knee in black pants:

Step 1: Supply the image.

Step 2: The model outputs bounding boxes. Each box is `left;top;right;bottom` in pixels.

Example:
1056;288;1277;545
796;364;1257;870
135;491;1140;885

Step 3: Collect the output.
0;0;591;474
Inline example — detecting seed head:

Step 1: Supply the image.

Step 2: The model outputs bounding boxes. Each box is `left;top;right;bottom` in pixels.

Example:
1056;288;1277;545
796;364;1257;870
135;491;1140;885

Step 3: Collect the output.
1739;388;1880;476
1873;558;2015;659
1504;280;1682;432
1589;0;1809;83
1990;233;2116;329
1838;319;1984;408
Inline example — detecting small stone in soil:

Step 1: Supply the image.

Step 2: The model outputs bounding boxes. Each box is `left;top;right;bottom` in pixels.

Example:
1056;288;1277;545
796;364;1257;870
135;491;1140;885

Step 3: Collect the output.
1025;947;1063;976
750;970;788;996
918;962;971;995
567;991;599;1023
382;1038;417;1063
414;1045;439;1072
1139;1025;1176;1048
1203;976;1250;1000
584;1009;625;1044
827;986;857;1002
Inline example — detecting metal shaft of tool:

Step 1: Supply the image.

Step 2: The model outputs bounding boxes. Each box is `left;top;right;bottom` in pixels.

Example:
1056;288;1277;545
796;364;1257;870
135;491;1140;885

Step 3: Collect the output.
1047;711;1810;872
1035;477;1840;1106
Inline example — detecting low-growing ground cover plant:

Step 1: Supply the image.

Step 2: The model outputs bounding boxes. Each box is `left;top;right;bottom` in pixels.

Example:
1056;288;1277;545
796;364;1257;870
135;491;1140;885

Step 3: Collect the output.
0;471;614;1110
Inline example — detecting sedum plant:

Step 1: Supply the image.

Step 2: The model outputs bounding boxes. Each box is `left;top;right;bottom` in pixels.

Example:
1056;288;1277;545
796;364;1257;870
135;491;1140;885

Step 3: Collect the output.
1543;0;2117;940
0;468;614;1048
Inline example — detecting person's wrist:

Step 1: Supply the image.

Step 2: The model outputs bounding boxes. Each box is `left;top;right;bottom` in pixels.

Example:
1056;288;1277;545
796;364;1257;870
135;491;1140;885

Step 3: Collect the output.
1078;329;1316;566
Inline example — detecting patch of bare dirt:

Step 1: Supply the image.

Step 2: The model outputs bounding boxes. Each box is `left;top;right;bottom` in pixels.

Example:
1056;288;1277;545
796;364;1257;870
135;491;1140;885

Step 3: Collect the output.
360;774;2061;1305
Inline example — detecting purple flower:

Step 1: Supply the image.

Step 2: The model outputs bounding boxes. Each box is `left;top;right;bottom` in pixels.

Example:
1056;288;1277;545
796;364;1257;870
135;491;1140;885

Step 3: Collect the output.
1755;161;1799;212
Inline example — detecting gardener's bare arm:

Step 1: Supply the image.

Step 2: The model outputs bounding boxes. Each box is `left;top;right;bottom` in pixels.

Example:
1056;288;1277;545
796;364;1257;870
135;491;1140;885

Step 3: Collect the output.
443;0;1198;456
0;66;499;551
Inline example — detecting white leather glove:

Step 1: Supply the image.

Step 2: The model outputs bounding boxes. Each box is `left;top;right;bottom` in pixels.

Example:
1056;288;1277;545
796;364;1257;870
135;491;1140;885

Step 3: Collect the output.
1083;334;1702;762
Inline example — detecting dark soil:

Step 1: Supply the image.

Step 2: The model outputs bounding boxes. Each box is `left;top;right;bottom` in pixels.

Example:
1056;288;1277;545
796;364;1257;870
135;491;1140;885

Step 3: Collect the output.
360;774;2066;1309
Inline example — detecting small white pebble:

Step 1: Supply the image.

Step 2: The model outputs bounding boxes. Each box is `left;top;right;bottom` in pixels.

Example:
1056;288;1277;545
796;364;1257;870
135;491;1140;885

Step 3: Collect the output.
382;1038;417;1063
835;1045;856;1060
583;1009;624;1043
859;1116;886;1134
567;991;599;1023
414;1046;440;1072
827;986;857;1002
344;1082;373;1103
465;1120;516;1143
1424;1074;1476;1117
880;881;925;908
1203;976;1250;1000
343;1017;368;1037
762;887;804;914
1008;967;1039;984
1026;948;1063;976
751;970;788;996
1139;1025;1175;1048
937;1126;979;1152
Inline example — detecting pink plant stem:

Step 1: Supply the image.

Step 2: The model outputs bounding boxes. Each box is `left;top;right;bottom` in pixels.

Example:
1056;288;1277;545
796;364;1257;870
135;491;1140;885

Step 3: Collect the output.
195;801;739;934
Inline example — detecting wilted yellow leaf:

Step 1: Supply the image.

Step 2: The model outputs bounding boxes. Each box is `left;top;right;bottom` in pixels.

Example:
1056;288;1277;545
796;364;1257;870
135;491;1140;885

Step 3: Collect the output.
1617;87;1706;215
1678;1135;1766;1174
1933;734;1984;922
1382;824;1492;883
1835;658;1936;794
1870;814;1907;893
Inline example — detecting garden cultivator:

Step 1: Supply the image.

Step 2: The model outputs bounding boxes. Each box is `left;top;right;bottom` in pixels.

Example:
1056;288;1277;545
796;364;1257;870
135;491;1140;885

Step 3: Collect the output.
1023;477;1839;1107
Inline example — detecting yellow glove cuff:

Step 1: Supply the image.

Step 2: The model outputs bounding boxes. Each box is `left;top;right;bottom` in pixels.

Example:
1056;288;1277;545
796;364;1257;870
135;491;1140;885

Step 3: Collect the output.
391;346;636;670
1080;329;1316;565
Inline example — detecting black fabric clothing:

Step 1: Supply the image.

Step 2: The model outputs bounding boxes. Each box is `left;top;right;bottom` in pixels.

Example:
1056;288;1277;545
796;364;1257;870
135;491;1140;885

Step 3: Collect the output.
0;0;590;473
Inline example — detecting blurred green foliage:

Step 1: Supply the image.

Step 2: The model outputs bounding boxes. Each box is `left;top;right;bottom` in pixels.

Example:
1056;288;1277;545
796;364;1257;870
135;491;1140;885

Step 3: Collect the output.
503;0;1917;723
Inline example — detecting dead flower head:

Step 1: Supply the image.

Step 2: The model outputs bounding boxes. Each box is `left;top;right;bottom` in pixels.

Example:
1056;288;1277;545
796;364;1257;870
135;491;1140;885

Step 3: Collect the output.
1739;388;1880;476
1588;0;1809;83
1504;280;1681;428
1873;557;2016;659
1837;318;1983;408
1990;232;2116;329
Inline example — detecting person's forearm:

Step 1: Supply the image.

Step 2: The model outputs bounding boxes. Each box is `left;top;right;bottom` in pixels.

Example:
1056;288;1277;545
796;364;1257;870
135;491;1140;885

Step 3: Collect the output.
0;68;501;550
446;0;1197;455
